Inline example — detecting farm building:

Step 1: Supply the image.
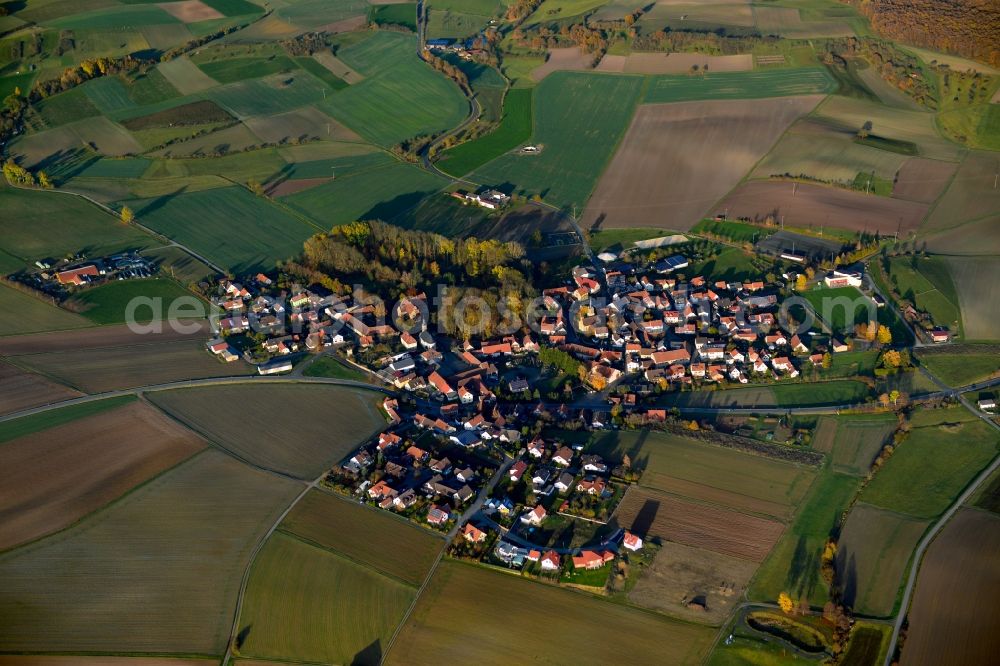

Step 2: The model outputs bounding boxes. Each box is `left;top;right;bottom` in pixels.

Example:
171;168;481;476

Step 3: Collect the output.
824;269;864;288
257;359;293;375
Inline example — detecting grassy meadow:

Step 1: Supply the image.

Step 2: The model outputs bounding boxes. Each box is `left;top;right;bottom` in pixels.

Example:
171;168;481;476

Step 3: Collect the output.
473;71;644;210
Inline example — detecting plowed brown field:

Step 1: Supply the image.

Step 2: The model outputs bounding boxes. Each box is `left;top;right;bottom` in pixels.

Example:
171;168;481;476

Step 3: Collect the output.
581;96;822;231
613;486;785;561
0;400;205;549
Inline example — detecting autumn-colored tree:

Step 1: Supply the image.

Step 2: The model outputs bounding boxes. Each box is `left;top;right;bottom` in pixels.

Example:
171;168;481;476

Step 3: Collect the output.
778;592;794;614
37;171;53;189
687;420;699;431
889;389;901;406
120;206;134;224
879;393;891;407
795;273;808;291
822;352;832;369
876;324;892;345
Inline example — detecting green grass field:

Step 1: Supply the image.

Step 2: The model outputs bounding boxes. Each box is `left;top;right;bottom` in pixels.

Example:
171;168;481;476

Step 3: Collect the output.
280;490;441;586
0;396;136;445
0;184;160;262
692;219;776;243
209;73;328;117
66;278;200;325
749;469;861;605
0;284;91;336
473;72;644;210
237;531;415;665
861;406;998;519
302;356;367;381
282;162;449;229
294;56;348;90
319;32;467;147
917;351;1000;387
198;56;298;84
439;88;532;177
371;3;417;30
803;286;875;334
690;247;759;282
644;67;836;103
886;256;963;335
120;186;319;273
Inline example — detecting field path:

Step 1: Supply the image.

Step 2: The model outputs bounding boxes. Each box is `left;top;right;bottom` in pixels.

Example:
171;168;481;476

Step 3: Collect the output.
381;452;516;662
883;369;1000;664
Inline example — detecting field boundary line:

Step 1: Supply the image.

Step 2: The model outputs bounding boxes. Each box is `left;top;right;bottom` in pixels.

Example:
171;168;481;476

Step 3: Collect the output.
1;181;227;275
883;378;1000;664
221;471;321;666
274;527;420;589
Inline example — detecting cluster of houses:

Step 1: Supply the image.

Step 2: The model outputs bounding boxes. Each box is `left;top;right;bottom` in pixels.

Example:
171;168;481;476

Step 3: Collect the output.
329;398;495;529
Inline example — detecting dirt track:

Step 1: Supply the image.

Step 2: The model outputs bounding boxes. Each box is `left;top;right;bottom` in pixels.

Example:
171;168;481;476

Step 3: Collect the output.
582;96;823;231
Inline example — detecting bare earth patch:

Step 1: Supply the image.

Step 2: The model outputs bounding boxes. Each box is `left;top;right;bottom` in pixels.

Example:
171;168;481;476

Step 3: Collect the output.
902;508;1000;666
613;486;785;562
0;659;211;666
892;158;958;204
266;177;331;197
311;51;365;84
531;47;594;81
158;1;224;23
0;400;205;549
582;96;822;231
629;541;758;625
318;15;369;33
717;180;929;235
0;360;80;416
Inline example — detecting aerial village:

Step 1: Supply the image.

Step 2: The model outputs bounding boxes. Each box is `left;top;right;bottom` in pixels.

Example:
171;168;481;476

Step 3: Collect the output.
198;246;893;583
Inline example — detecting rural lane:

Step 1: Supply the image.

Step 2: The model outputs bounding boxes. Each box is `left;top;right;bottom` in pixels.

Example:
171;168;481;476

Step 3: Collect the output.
5;371;1000;426
882;385;1000;665
0;374;395;424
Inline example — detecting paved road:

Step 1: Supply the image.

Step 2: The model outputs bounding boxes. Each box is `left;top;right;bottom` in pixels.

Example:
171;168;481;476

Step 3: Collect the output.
0;374;395;424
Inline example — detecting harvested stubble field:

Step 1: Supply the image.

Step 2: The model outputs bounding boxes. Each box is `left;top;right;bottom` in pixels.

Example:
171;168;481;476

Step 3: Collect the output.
0;360;80;416
943;256;1000;341
581;95;822;231
237;531;415;665
157;56;221;94
813;414;897;476
530;47;593;81
629;541;758;625
0;322;254;393
859;407;998;520
473;71;644;210
0;449;301;654
717;180;928;235
386;560;717;665
149;384;385;479
243;105;361;143
0;400;205;550
613;486;785;562
751;117;911;186
586;429;815;520
750;469;861;605
835;502;929;617
902;508;1000;666
280;489;442;585
891;157;958;204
